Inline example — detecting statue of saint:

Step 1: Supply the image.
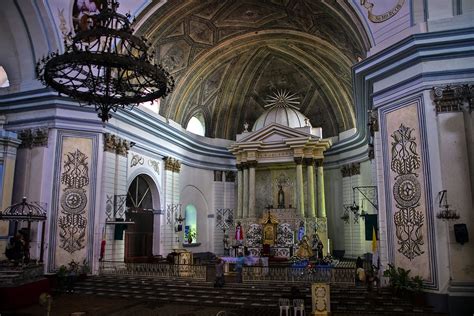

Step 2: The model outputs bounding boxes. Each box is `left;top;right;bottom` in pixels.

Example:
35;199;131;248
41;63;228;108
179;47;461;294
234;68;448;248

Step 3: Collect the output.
297;221;305;241
295;235;313;258
235;222;244;242
277;184;285;208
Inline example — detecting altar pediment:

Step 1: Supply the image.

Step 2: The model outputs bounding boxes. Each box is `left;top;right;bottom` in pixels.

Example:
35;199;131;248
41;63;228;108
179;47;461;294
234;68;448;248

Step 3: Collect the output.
237;123;319;144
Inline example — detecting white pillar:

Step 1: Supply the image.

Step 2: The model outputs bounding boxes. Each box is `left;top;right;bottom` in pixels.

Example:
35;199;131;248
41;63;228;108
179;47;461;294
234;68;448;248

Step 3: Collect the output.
306;158;316;218
237;165;243;219
295;158;305;218
317;160;326;218
248;161;256;218
242;163;249;218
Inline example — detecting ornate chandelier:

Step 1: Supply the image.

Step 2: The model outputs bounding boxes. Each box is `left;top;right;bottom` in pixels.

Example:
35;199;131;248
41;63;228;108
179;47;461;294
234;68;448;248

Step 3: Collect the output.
36;0;174;122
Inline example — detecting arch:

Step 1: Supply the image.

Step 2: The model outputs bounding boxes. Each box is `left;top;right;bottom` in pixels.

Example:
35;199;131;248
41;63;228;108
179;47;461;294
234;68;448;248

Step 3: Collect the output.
127;167;162;211
0;66;10;88
180;185;209;249
185;113;206;136
166;30;356;139
184;204;197;244
125;173;161;261
0;1;61;92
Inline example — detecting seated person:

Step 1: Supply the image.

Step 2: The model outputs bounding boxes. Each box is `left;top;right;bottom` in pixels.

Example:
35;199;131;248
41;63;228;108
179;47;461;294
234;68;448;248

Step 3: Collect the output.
356;267;366;286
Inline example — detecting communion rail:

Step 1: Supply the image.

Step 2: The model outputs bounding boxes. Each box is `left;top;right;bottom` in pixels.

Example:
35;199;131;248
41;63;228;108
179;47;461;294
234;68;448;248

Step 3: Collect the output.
99;261;355;285
242;265;355;284
99;261;207;281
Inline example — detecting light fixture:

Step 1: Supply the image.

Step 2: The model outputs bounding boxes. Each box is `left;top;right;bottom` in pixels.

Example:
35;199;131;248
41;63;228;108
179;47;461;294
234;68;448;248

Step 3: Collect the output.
436;190;460;220
341;186;377;224
36;0;174;122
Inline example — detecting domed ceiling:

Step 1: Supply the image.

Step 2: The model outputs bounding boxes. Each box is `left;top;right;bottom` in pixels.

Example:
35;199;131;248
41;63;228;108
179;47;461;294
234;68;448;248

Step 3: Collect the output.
136;0;370;139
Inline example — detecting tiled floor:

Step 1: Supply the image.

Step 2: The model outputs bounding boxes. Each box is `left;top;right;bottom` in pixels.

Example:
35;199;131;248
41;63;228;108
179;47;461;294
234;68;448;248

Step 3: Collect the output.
2;293;277;316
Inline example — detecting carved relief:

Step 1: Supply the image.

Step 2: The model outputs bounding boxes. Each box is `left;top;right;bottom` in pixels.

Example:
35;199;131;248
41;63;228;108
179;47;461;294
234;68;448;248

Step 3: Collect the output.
130;154;144;168
432;84;474;114
58;149;89;253
104;133;129;156
164;156;181;173
18;128;49;148
391;124;424;260
340;163;360;177
148;159;160;174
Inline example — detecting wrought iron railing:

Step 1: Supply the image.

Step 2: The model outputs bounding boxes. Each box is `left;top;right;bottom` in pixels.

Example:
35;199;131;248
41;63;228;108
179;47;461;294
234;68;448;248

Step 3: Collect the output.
242;265;355;284
99;261;207;281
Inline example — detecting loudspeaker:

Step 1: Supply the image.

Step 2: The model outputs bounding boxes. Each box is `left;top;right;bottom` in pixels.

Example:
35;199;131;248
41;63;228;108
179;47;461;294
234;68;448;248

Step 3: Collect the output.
454;224;469;245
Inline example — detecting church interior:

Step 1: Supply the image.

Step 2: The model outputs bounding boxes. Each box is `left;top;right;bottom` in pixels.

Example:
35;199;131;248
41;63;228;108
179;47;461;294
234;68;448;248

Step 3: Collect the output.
0;0;473;315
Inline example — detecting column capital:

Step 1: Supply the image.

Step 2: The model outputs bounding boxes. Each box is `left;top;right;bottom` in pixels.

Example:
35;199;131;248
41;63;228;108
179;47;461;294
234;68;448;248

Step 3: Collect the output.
240;161;249;169
247;160;258;168
303;158;315;166
315;159;324;167
236;163;243;171
294;157;303;165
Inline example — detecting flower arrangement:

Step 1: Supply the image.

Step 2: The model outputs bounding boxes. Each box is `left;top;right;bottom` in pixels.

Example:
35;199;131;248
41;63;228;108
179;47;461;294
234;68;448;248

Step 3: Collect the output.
186;228;197;243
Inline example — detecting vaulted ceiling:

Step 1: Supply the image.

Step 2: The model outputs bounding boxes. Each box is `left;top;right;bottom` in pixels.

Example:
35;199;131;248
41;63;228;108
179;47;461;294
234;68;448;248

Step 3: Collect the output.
137;0;370;139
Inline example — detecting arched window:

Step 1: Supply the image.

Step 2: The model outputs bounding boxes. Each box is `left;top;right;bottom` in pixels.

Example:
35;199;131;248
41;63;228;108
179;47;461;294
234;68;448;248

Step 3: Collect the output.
184;204;197;244
186;114;205;136
0;66;10;88
126;175;153;211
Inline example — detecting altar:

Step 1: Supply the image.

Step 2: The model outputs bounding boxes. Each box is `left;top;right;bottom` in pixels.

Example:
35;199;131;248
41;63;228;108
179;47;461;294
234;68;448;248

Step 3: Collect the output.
228;97;332;259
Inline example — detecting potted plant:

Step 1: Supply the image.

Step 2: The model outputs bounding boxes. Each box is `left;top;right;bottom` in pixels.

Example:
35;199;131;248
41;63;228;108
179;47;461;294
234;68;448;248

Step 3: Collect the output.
383;263;424;302
186;228;196;244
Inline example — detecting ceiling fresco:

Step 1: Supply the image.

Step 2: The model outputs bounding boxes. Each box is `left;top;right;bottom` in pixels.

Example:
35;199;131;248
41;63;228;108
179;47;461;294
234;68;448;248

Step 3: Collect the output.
136;0;370;139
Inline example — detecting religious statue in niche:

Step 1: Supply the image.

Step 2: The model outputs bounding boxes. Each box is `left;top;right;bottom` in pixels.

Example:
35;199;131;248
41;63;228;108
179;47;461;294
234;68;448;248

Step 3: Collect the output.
297;221;305;242
261;211;278;246
235;221;244;244
274;173;292;209
277;184;285;208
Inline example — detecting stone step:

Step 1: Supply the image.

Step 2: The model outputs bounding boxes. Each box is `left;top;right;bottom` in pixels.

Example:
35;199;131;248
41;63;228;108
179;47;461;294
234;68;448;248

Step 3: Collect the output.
71;276;440;315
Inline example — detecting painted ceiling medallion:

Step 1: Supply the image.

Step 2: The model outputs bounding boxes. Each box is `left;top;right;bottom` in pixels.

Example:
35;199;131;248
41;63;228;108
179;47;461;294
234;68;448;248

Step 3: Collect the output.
264;90;300;109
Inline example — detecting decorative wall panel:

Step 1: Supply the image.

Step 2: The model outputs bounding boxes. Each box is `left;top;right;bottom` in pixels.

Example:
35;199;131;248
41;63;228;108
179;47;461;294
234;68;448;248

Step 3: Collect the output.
51;134;98;270
381;100;436;287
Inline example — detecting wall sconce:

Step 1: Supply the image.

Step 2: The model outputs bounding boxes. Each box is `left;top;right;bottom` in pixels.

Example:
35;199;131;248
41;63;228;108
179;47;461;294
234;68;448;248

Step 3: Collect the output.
341;186;377;224
436;190;460;220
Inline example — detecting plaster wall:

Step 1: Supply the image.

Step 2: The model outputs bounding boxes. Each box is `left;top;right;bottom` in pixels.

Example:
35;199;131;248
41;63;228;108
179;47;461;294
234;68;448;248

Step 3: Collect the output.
179;164;215;254
437;111;474;283
325;160;375;258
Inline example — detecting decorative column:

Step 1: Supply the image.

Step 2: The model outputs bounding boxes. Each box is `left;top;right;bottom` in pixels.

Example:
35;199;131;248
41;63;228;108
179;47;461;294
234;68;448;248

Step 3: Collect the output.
316;159;326;218
317;159;328;256
242;162;249;218
305;158;316;218
248;161;257;218
236;164;243;219
295;157;305;218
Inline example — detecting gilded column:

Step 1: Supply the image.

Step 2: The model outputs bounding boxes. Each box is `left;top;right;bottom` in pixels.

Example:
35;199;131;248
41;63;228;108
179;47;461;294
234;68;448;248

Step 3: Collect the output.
317;159;326;218
242;162;249;218
248;161;257;218
237;164;243;219
305;158;316;218
295;157;305;218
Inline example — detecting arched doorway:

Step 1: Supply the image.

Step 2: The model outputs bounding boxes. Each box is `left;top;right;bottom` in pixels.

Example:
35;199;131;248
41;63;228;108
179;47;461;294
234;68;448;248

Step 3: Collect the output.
125;175;154;262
